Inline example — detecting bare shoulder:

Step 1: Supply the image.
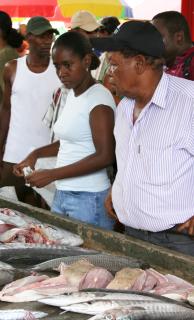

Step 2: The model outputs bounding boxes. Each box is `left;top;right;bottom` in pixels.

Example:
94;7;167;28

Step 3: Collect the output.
3;59;17;84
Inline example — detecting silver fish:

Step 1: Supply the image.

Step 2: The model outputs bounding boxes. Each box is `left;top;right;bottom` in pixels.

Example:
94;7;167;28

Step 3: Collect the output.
39;290;165;308
0;309;47;319
60;299;192;315
0;244;98;266
0;261;30;287
89;308;194;320
33;254;146;273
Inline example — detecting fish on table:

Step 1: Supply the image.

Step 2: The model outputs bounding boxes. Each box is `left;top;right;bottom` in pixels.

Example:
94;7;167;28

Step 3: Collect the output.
0;260;30;287
0;274;49;302
0;260;114;302
32;253;146;273
88;308;194;320
60;298;194;315
0;207;83;246
0;243;98;265
0;309;47;319
38;289;180;307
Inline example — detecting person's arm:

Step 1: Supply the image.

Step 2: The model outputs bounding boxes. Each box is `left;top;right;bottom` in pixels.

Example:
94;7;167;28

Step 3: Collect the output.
25;104;115;188
0;61;16;169
13;141;60;176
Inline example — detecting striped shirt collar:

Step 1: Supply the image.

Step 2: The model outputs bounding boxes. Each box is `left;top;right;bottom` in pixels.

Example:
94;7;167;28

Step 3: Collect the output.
151;72;169;109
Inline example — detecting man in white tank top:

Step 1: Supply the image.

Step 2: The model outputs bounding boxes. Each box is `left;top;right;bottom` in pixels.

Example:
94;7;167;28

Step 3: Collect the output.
0;16;61;204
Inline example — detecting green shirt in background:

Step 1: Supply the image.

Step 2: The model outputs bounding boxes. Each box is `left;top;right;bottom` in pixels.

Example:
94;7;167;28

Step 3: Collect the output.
0;46;18;104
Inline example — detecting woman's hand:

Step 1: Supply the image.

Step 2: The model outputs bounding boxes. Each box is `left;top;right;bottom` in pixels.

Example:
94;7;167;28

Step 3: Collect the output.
13;152;38;177
25;169;54;188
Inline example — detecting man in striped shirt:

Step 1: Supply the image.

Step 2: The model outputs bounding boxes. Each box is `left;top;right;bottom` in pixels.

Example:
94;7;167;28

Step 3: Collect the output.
91;21;194;256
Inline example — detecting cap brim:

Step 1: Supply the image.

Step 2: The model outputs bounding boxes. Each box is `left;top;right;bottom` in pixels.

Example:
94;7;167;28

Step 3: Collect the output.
72;22;101;32
29;26;59;35
90;37;127;52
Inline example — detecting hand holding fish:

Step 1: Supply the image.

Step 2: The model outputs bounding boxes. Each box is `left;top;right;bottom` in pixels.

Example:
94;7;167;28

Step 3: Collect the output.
13;151;38;177
177;216;194;237
25;169;55;188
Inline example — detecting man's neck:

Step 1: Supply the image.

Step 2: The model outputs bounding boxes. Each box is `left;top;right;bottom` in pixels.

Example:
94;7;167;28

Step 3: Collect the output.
26;53;50;73
134;71;163;110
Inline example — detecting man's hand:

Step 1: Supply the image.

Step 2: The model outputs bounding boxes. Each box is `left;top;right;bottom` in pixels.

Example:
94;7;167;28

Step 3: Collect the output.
177;216;194;236
105;189;118;221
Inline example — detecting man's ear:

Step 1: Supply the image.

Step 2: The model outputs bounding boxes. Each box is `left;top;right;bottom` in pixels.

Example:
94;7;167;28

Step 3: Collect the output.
135;55;146;74
174;30;184;45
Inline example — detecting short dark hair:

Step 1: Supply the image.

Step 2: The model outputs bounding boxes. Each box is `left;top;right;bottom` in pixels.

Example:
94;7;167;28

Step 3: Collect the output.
53;31;100;70
100;16;120;35
0;11;23;48
153;11;191;43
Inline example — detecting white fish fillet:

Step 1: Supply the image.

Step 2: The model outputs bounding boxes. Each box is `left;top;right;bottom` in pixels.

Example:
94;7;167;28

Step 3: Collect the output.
0;289;46;303
0;309;47;319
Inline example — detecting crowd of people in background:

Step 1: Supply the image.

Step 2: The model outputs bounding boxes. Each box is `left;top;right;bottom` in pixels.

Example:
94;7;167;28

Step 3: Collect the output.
0;9;194;255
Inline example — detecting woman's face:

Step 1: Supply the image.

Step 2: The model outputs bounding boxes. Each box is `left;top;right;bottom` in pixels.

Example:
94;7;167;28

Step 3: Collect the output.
52;46;88;90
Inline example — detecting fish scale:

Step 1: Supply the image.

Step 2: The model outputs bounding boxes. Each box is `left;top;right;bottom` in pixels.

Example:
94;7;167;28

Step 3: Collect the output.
89;308;194;320
60;299;193;315
39;290;174;308
32;254;146;273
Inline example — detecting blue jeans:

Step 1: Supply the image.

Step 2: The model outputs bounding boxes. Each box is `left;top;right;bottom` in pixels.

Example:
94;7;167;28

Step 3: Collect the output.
51;189;114;230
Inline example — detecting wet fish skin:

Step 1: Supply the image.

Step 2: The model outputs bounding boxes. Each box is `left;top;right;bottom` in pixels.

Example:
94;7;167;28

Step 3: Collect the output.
33;254;145;273
0;261;15;270
60;299;192;315
39;290;165;308
81;288;194;309
0;309;47;319
89;309;194;320
0;244;98;265
0;261;30;287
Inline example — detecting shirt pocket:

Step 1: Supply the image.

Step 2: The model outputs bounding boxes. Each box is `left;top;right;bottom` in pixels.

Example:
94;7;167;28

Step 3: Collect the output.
141;145;173;186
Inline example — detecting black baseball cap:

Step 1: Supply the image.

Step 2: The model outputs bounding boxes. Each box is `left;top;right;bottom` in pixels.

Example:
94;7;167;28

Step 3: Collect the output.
91;20;165;58
26;16;59;35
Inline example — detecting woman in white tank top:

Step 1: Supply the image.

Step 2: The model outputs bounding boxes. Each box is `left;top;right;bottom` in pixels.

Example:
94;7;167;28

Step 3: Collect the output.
13;31;116;230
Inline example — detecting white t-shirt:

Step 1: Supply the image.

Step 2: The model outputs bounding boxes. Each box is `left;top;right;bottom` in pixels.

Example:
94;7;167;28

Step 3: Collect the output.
53;83;116;192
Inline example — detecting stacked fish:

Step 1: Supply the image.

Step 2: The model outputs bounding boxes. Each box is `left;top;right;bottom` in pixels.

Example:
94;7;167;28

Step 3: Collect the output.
0;208;83;246
0;257;194;319
34;255;194;303
39;290;194;319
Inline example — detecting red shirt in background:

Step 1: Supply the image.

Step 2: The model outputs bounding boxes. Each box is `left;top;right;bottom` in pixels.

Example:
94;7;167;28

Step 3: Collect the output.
165;47;194;80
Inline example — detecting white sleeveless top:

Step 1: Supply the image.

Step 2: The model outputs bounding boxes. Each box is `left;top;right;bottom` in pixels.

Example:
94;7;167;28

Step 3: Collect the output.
53;83;116;192
3;56;61;163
